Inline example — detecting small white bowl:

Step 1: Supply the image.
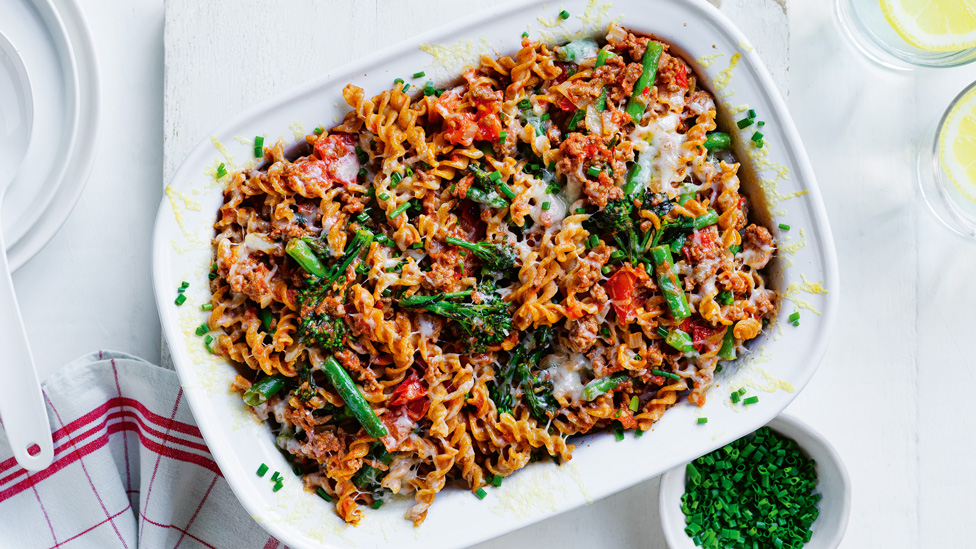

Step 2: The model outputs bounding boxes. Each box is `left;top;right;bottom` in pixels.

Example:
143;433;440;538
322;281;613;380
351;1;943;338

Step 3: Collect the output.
659;414;851;549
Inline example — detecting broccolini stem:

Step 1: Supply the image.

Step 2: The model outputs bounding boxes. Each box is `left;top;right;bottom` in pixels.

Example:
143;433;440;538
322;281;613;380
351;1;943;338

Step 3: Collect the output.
322;356;388;438
718;327;737;360
465;186;508;209
693;210;719;229
286;239;327;277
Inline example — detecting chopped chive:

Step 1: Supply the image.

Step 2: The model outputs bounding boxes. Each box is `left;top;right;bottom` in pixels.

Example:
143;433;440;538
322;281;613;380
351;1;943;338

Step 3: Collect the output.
215;163;227;179
697;417;708;424
758;120;766;127
423;81;436;96
729;244;742;254
751;131;764;143
180;281;189;289
789;311;800;323
394;78;404;85
542;201;551;211
412;71;426;78
371;500;384;509
743;396;759;405
540;112;550;122
575;207;586;214
629;395;640;412
559;9;570;19
208;272;217;280
271;471;281;482
475;487;488;500
257;463;268;477
736;117;754;129
614;427;625;441
195;324;209;336
313;127;324;135
402;83;410;92
601;265;612;275
586;165;601;178
389;201;413;220
737;387;747;396
379;192;390;201
730;391;741;403
316;487;332;502
492;474;502;487
717;290;734;305
174;294;187;306
635;429;644;437
545;183;560;194
499;183;516;200
522;31;529;39
498;130;507;144
200;303;213;311
651;369;681;381
518;98;532;109
272;481;283;492
488;170;502;183
656;326;668;338
410;242;424;249
778;223;791;231
391;172;402;185
253;136;264;158
747;109;757;118
204;334;215;354
587;234;599;249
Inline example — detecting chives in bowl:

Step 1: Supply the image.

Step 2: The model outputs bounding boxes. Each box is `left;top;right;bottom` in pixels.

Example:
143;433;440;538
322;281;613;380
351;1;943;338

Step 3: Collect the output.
659;414;851;549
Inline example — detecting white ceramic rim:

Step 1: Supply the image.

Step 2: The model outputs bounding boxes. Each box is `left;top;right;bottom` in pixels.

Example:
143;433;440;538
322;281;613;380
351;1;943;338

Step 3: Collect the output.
153;0;840;546
658;414;852;549
2;0;100;271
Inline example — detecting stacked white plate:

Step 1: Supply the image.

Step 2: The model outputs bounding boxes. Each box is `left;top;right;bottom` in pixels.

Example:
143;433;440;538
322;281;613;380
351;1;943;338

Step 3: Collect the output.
0;0;99;270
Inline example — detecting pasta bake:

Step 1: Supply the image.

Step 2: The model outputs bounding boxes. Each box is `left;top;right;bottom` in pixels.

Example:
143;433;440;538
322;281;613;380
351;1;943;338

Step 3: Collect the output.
208;22;778;525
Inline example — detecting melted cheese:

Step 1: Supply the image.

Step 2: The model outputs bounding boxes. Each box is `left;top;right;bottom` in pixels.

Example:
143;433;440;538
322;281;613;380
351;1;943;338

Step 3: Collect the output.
541;352;591;405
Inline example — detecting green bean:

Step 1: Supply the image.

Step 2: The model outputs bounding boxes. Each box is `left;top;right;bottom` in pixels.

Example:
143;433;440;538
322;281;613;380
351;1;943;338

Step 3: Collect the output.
625;42;664;123
566;109;585;132
243;374;287;406
649;245;692;321
703;132;731;151
580;372;629;402
665;328;694;354
322;356;389;438
718;327;737;360
693;210;720;229
285;238;327;277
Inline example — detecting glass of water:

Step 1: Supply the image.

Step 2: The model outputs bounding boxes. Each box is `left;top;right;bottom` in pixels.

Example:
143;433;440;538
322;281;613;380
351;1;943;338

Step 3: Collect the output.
917;81;976;239
835;0;976;69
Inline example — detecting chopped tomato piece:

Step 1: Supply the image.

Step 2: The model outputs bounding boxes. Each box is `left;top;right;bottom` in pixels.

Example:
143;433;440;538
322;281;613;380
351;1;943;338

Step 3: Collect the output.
389;371;426;406
566;304;585;320
606;267;639;323
692;323;724;352
675;64;688;88
404;398;429;422
311;133;359;186
557;97;575;111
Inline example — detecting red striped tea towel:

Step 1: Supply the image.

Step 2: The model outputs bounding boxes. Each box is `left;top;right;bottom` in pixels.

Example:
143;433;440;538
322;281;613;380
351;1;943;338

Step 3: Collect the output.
0;351;285;548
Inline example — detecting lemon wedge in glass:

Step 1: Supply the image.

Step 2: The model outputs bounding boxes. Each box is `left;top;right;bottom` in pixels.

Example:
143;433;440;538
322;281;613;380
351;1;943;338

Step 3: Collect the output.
939;85;976;205
880;0;976;52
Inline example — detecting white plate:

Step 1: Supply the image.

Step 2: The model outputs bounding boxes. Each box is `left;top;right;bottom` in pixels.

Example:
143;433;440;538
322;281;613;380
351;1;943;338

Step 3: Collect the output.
152;0;839;547
0;0;99;271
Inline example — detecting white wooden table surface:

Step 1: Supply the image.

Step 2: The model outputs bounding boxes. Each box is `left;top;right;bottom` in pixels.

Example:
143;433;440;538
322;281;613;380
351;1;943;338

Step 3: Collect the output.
14;0;976;547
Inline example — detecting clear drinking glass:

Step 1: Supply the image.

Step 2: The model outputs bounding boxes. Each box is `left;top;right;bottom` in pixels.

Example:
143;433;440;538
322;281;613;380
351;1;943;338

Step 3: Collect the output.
917;81;976;239
835;0;976;69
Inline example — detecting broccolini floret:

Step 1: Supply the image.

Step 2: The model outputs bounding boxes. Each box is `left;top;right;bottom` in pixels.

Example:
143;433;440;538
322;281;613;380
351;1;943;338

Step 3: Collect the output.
489;326;558;421
296;313;347;352
398;286;512;350
295;228;375;308
445;236;519;278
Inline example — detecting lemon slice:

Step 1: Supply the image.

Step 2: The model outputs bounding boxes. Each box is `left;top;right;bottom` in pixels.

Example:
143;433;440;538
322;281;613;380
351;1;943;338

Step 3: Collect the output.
939;86;976;205
880;0;976;52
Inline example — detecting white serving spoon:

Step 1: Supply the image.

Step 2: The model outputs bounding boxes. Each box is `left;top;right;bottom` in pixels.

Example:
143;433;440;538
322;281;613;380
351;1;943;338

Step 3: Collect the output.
0;31;53;471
